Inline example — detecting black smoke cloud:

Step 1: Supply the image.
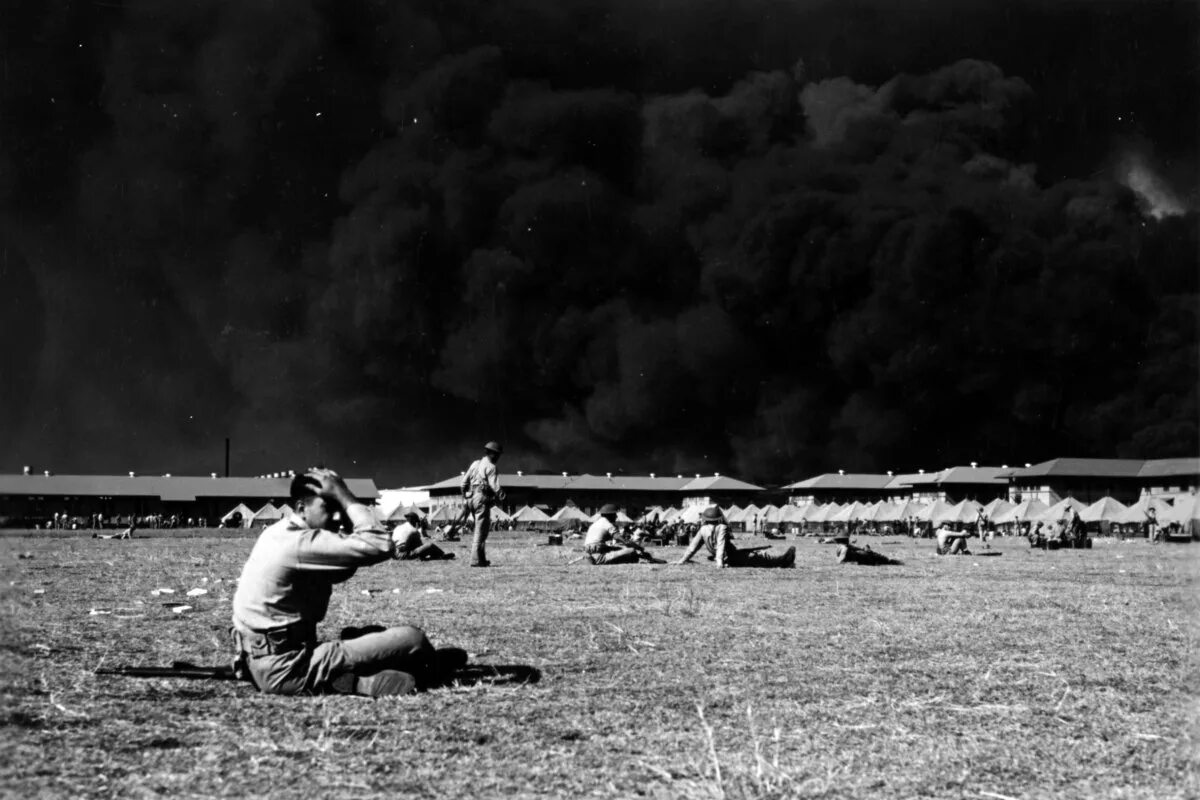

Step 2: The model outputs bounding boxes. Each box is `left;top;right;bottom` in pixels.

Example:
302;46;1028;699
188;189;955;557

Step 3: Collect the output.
1;0;1196;484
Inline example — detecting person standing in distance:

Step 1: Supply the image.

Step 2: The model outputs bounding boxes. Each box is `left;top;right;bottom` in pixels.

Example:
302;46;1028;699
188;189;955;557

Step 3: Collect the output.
461;441;505;567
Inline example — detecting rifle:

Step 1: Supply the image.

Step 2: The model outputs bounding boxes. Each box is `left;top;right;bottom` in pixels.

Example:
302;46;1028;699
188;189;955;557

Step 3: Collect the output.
443;506;472;540
95;660;243;681
615;537;667;564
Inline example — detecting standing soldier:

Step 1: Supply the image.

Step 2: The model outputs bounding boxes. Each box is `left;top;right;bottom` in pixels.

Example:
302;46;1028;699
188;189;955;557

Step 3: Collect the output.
676;507;795;568
232;468;466;697
461;441;505;567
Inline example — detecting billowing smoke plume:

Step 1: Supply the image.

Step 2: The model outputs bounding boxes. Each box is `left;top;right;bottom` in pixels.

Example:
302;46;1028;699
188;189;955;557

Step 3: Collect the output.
1;0;1196;484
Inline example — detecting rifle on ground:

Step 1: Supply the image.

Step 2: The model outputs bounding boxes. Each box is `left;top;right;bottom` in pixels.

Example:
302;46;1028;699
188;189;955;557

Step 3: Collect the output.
615;537;667;564
95;661;243;681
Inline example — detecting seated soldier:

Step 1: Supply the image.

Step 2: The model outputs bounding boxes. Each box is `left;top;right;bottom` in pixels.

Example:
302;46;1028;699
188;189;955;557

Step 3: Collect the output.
935;526;972;555
391;511;454;561
583;505;661;564
232;468;466;697
676;507;795;568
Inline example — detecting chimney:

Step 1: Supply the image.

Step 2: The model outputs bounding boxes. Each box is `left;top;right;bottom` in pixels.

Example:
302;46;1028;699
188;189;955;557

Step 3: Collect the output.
562;471;568;477
43;470;51;477
650;472;656;478
211;472;217;479
606;472;612;479
1025;463;1032;468
970;461;978;468
887;470;894;476
22;466;30;475
919;469;925;474
163;473;171;478
715;472;720;477
676;474;682;479
129;471;136;478
1001;464;1008;469
517;470;524;477
838;469;845;476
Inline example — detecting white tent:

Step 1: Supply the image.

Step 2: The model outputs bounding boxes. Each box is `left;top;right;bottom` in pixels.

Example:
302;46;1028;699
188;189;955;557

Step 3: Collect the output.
780;504;807;523
1036;497;1088;523
640;506;667;523
511;505;552;523
723;504;743;520
1115;497;1172;525
221;503;255;527
915;499;954;523
490;507;511;522
1164;496;1200;530
992;498;1049;525
251;502;284;525
933;499;984;525
552;506;591;523
829;502;865;524
981;498;1013;519
678;505;705;525
859;501;896;523
808;503;842;523
885;499;927;522
760;505;783;523
1079;496;1128;524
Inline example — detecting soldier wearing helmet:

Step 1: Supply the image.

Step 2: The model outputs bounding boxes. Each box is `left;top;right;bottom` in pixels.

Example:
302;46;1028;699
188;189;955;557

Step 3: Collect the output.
676;506;795;568
460;441;505;567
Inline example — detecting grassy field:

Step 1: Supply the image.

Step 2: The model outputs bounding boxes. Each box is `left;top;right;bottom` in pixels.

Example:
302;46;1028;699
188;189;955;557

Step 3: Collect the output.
2;532;1196;799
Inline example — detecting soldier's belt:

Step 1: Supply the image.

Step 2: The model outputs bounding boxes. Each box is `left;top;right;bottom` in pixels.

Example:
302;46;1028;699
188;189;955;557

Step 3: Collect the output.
237;623;316;658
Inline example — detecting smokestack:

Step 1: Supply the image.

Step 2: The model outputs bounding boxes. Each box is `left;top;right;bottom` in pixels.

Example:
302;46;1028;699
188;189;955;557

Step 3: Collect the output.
225;437;230;478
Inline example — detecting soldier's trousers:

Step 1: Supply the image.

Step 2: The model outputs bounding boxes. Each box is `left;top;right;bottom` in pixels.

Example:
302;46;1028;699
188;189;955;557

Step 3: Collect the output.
585;544;640;565
471;503;491;565
729;547;795;568
243;625;435;695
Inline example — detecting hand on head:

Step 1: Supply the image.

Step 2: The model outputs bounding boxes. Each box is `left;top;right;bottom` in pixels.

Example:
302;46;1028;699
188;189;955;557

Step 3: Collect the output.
305;467;348;499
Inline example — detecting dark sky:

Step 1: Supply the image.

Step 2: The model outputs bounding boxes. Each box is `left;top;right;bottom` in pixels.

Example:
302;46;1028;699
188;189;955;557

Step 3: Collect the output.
1;0;1196;486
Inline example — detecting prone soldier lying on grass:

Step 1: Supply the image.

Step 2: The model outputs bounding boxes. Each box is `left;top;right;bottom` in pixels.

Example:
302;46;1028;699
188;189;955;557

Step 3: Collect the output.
583;504;665;564
676;507;795;568
231;468;466;697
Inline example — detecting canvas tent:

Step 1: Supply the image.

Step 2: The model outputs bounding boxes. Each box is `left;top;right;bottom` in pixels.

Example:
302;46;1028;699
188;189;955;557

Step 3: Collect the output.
251;502;284;525
221;503;254;528
992;498;1049;525
1079;497;1128;523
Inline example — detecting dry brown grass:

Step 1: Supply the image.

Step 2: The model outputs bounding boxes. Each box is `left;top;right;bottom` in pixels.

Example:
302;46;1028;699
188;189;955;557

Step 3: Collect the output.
2;533;1197;798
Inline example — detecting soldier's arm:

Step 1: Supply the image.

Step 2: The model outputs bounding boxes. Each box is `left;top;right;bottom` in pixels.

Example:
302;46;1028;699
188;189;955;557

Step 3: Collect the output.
460;466;471;496
485;462;501;496
294;503;393;570
675;532;705;564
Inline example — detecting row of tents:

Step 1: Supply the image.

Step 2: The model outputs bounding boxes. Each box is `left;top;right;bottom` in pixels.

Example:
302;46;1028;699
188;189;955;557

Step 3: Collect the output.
218;494;1200;533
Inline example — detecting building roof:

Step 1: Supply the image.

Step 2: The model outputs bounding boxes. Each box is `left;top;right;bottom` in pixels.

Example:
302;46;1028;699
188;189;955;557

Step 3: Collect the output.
426;472;763;494
1138;458;1200;478
784;473;894;491
1011;459;1146;480
0;474;379;502
900;466;1008;486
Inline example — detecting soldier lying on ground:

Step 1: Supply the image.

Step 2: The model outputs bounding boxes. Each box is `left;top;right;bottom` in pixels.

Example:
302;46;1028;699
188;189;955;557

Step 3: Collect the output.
676;507;795;568
583;504;664;564
836;541;902;565
391;511;454;561
231;468;466;697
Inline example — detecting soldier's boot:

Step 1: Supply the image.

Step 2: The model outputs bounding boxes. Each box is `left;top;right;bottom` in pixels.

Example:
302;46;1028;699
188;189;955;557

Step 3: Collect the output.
331;669;417;697
470;534;489;567
782;546;796;567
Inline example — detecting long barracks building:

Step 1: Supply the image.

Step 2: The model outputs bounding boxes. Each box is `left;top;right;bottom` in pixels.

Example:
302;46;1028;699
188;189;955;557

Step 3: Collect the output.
423;471;766;516
0;472;379;527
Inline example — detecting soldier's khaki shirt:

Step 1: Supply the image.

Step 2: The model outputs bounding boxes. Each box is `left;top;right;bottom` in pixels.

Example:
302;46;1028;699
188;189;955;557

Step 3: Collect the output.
232;503;391;634
391;521;423;554
584;517;617;549
681;523;733;566
461;458;501;505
